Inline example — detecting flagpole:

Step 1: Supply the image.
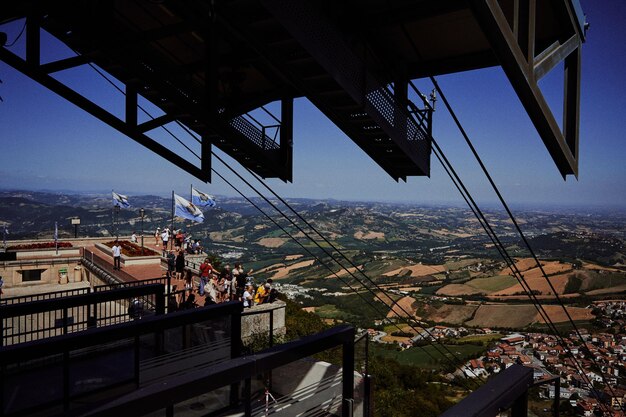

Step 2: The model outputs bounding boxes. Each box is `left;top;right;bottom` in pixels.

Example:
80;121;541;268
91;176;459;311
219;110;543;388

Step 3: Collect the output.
190;184;193;202
171;191;175;250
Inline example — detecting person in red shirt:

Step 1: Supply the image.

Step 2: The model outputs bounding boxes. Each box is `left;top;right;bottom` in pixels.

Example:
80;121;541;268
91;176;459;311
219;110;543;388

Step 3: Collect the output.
199;258;213;296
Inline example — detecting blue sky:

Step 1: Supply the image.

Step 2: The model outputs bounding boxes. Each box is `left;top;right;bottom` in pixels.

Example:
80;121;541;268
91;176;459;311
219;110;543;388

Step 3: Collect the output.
0;0;624;208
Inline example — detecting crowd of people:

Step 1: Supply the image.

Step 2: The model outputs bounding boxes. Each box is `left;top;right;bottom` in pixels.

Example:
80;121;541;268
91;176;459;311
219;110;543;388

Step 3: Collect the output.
154;227;204;257
166;257;278;310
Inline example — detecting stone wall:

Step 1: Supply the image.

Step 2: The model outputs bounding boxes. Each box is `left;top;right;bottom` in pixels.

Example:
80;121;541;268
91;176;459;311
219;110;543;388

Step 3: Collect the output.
241;300;286;343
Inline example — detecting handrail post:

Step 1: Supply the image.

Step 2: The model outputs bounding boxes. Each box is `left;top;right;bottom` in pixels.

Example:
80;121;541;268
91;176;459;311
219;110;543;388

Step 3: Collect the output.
553;378;560;417
342;327;355;417
230;303;243;406
511;391;529;417
244;377;252;417
134;334;140;388
155;285;165;315
63;350;70;411
166;273;172;313
63;307;69;335
364;333;373;417
269;309;274;347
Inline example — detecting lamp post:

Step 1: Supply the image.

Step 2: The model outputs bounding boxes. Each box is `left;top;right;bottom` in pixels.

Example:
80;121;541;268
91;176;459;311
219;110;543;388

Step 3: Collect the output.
140;208;145;254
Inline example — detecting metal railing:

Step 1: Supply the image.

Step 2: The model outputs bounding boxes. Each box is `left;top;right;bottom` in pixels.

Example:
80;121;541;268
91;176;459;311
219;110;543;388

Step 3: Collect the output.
83;324;355;417
0;286;90;306
0;284;165;346
439;364;562;417
0;301;242;416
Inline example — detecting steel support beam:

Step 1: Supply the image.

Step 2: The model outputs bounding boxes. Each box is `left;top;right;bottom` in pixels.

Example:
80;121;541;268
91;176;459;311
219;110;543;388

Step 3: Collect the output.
0;45;209;181
280;97;293;183
259;0;430;177
40;55;91;74
440;364;533;417
563;45;581;159
469;0;581;178
534;35;579;81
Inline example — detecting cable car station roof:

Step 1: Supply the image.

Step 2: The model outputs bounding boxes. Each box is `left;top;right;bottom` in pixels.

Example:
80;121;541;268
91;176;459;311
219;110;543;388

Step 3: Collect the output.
0;0;586;182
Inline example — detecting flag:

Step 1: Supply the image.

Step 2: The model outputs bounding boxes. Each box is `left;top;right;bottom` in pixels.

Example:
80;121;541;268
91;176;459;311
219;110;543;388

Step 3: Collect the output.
54;222;58;242
191;187;216;208
174;194;204;223
112;191;131;208
3;226;7;248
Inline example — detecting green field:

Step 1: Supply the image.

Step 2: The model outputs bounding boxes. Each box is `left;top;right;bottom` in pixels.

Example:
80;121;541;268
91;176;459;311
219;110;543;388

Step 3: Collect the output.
372;343;487;369
527;320;593;334
466;275;518;292
315;304;342;318
455;334;503;344
444;259;478;270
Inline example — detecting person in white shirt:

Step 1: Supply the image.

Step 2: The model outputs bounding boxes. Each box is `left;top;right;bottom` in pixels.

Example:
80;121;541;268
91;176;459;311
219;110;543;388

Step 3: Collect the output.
161;229;170;256
130;232;137;243
243;284;254;308
112;240;122;270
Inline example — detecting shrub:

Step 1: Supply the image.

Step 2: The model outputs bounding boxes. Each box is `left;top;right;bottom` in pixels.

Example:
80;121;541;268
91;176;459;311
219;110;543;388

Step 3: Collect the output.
8;242;73;250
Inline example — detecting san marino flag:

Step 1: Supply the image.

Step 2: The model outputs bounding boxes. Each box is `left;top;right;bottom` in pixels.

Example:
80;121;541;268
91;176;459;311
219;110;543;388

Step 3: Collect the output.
174;194;204;223
191;187;216;208
112;191;131;208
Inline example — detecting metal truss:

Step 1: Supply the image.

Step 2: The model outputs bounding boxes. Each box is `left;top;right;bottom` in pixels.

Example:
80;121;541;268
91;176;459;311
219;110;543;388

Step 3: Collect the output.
469;0;584;178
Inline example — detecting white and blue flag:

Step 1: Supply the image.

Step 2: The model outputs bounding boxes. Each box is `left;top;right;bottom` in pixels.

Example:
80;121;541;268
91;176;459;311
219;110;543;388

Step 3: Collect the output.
174;194;204;223
54;222;58;242
112;191;131;208
191;187;216;208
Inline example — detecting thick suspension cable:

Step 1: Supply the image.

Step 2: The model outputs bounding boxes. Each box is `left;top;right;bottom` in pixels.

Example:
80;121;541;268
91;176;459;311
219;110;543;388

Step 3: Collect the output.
210;167;478;391
81;60;484;385
394;16;617;407
428;79;619;404
431;143;601;398
210;153;486;384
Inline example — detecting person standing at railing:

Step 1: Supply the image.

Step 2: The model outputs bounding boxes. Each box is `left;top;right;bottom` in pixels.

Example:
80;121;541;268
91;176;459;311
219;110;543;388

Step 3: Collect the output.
184;269;193;291
175;250;185;281
254;283;270;305
175;229;184;249
161;228;170;256
221;264;234;301
112;240;122;270
243;283;254;308
128;297;144;320
167;250;176;276
198;257;212;296
234;263;247;301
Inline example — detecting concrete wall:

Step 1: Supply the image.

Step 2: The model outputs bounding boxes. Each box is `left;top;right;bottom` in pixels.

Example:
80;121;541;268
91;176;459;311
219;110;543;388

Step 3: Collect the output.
0;257;83;290
241;300;286;342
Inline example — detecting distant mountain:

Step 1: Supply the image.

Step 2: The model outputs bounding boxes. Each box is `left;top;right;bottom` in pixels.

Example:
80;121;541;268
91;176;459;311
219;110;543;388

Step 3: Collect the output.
0;190;624;267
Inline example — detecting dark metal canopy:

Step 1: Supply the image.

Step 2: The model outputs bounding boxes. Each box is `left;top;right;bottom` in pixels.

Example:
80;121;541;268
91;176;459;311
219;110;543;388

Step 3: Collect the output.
0;0;585;182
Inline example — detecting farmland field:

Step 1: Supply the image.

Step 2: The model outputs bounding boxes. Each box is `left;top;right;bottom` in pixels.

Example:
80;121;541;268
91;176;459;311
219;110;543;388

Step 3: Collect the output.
466;304;540;328
372;343;487;369
436;284;483;296
535;305;594;323
465;275;518;292
424;304;478;325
